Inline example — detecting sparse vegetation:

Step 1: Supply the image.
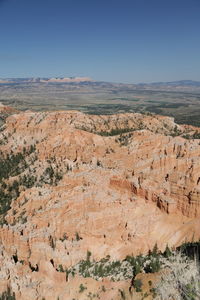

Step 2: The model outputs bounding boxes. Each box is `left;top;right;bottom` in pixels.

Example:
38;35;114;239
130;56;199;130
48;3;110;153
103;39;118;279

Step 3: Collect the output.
182;131;200;140
75;232;82;241
115;132;132;146
0;148;67;225
60;233;68;241
0;287;15;300
133;279;142;292
0;146;36;181
79;283;87;293
54;242;200;297
154;251;200;300
0;146;37;223
97;127;136;136
65;245;163;282
76;125;137;137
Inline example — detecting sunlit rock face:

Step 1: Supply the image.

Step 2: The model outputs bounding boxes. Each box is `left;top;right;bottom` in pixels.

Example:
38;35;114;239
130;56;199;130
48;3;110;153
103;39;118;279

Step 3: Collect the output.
0;108;199;299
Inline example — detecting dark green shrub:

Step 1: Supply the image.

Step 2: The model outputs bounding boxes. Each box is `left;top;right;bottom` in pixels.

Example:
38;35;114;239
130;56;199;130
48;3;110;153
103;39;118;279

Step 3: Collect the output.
133;279;142;292
75;232;81;241
144;258;161;273
0;287;16;300
163;244;172;258
79;284;87;293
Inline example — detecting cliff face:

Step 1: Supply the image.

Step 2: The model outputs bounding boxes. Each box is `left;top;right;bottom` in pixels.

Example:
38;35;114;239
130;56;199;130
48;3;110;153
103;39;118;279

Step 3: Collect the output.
0;109;199;299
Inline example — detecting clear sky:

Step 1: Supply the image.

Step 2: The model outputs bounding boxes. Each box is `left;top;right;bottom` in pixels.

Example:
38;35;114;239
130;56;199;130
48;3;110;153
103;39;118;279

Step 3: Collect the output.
0;0;200;83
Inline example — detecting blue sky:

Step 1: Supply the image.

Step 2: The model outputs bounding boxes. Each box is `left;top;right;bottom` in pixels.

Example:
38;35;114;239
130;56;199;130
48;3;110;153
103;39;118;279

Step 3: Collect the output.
0;0;200;83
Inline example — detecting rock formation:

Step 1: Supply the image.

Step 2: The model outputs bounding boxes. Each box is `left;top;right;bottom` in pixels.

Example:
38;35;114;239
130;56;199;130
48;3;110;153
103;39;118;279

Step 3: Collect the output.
0;108;199;299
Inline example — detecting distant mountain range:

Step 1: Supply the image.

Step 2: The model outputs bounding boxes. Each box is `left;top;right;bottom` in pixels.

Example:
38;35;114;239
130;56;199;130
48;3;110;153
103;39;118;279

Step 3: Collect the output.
143;80;200;87
0;77;200;87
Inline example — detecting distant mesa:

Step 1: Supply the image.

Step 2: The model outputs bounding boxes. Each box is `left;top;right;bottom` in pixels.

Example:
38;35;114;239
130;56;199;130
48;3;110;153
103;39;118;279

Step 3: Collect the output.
0;76;93;84
43;76;93;83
